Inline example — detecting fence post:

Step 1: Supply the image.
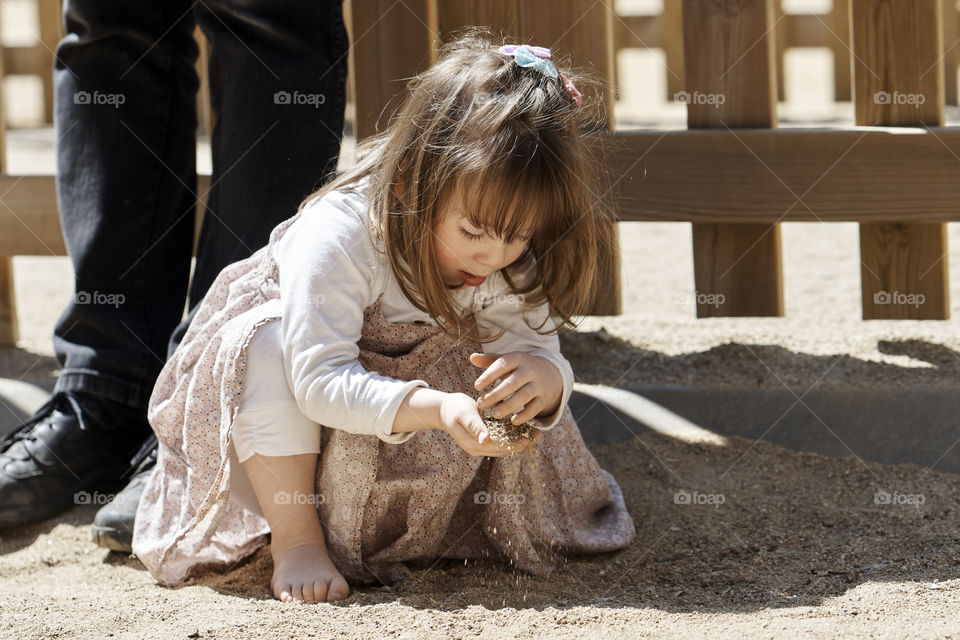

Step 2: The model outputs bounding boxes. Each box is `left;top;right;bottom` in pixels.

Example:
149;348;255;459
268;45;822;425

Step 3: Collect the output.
684;0;784;317
349;0;433;141
435;0;519;40
518;0;621;315
853;0;949;319
433;1;621;315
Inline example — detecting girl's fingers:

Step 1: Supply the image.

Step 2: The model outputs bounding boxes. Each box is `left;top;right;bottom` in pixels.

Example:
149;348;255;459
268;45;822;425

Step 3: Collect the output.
469;352;499;369
489;383;538;420
510;397;543;425
473;355;515;393
477;374;524;409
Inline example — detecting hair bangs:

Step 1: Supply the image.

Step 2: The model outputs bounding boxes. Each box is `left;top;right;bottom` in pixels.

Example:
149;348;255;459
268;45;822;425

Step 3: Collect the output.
455;123;572;245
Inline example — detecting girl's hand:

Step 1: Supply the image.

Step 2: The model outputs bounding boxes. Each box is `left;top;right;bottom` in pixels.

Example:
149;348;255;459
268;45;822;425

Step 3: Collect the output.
439;392;541;457
470;352;563;424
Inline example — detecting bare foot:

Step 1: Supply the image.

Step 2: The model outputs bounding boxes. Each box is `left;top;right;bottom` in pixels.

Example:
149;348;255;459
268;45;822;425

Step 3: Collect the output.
270;540;350;603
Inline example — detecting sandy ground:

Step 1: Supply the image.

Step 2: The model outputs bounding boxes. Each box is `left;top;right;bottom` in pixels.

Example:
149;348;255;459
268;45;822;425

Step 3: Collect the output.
5;10;960;638
3;433;960;640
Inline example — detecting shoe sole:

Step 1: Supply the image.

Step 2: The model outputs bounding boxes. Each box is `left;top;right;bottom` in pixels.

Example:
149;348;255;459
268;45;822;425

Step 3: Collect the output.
91;524;132;552
0;497;75;527
0;464;131;528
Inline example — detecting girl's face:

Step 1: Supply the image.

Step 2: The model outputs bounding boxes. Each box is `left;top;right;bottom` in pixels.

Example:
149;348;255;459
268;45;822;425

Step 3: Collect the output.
433;210;531;289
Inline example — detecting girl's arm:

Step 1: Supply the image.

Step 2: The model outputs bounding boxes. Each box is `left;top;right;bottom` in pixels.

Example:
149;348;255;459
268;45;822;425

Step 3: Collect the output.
392;386;542;457
276;197;429;445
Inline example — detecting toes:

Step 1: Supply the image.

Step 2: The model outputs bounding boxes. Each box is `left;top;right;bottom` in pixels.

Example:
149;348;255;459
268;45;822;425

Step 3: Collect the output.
327;575;350;601
312;579;328;603
300;580;317;603
276;584;294;603
290;582;305;603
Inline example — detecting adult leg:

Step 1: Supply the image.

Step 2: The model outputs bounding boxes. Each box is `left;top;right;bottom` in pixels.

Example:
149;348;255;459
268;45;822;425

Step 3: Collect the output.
0;0;200;526
173;0;348;350
54;0;200;408
96;0;348;550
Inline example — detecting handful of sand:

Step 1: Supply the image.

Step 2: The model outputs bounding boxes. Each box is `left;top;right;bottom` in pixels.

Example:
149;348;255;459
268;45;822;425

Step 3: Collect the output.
477;377;538;445
481;411;537;445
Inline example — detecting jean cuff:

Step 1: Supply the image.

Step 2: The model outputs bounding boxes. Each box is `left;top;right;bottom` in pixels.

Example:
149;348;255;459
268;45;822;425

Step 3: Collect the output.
54;368;151;410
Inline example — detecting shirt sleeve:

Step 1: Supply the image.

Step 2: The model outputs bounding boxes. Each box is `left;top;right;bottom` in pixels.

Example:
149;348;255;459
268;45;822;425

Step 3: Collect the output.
275;196;425;444
474;279;574;431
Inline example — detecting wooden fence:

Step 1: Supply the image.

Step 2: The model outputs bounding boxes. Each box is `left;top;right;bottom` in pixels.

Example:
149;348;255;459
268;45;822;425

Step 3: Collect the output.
1;0;958;346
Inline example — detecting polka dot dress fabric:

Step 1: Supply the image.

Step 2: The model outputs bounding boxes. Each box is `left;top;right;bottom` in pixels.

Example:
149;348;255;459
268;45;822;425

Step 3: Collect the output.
132;210;636;587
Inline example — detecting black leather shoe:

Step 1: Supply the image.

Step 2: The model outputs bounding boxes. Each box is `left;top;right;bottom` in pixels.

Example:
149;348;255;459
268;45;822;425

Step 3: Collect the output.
0;391;148;527
91;434;157;552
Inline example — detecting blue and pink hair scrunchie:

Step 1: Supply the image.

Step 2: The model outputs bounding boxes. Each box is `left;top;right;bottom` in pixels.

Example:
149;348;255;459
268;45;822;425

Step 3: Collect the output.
498;44;583;109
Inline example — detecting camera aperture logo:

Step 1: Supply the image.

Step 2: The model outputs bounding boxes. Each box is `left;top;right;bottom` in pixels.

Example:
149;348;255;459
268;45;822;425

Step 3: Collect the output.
674;91;725;108
274;91;326;108
74;291;125;308
74;490;120;505
874;490;924;506
73;91;125;108
873;91;925;108
674;489;725;507
873;290;924;309
273;491;325;505
474;490;525;505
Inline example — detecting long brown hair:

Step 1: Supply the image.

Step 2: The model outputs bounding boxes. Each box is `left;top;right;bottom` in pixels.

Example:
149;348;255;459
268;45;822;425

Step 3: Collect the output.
301;30;616;344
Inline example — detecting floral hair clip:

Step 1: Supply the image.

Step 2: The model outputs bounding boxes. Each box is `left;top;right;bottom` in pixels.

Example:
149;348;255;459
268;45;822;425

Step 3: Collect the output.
498;44;583;109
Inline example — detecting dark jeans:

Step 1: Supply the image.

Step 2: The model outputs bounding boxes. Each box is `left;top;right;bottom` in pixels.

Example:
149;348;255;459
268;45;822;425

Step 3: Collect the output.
51;0;347;423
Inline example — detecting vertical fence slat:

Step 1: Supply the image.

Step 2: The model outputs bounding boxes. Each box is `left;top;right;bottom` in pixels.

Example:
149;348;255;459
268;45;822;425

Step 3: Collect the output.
349;0;433;141
519;0;621;315
37;0;61;124
943;0;959;105
853;0;949;319
0;6;15;346
775;0;787;102
832;0;852;102
663;0;685;101
684;0;784;317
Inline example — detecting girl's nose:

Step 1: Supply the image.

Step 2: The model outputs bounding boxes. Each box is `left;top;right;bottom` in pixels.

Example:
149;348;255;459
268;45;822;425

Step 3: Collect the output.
476;242;511;270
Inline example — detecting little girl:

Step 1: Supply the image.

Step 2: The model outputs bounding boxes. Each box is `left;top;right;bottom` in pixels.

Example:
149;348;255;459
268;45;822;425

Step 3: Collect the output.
133;33;635;603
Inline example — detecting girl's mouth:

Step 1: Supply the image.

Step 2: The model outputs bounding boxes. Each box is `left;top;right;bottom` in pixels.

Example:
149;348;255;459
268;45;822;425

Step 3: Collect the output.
459;270;487;286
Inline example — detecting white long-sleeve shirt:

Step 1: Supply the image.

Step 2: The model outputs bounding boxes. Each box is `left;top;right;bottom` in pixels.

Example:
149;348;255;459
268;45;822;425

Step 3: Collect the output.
274;180;575;444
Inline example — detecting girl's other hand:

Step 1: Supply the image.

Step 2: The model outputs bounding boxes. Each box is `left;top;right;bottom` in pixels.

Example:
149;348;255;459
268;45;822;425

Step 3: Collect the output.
439;392;541;457
470;352;563;424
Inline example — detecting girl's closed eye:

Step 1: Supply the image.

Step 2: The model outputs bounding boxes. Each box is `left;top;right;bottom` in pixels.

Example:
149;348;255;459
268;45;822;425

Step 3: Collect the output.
458;226;484;241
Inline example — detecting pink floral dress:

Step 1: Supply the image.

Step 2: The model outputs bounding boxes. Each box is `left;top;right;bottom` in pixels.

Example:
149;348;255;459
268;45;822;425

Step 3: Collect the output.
132;211;636;586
